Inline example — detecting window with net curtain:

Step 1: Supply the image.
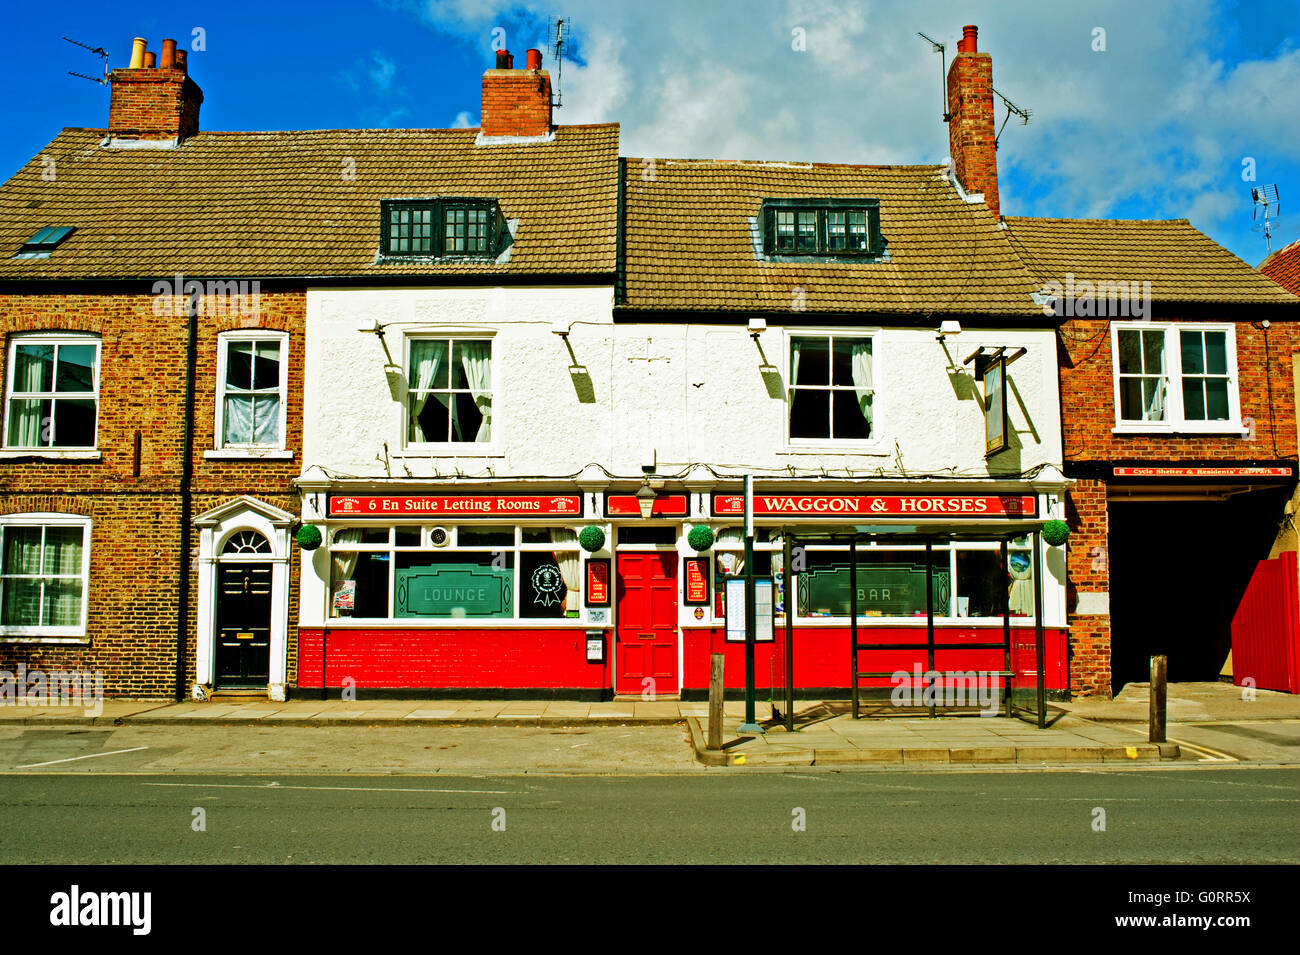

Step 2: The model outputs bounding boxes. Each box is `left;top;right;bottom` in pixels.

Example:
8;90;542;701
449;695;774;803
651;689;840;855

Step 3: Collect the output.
788;334;873;441
219;336;284;447
407;338;492;444
0;520;88;631
5;336;99;449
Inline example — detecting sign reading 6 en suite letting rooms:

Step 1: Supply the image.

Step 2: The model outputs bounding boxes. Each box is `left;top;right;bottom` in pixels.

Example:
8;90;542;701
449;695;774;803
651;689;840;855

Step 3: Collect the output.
710;494;1038;518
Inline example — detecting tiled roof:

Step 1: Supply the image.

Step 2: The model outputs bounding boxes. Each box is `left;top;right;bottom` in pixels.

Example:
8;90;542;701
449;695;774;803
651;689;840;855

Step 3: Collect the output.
620;159;1044;316
1259;236;1300;295
1003;216;1298;305
0;125;619;280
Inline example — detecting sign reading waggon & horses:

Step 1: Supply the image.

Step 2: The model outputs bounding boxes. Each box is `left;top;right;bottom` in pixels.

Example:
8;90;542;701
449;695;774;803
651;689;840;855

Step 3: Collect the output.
711;494;1037;518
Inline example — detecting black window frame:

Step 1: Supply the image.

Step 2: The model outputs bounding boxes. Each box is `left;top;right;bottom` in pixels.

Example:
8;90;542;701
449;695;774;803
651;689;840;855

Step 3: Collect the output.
760;199;882;259
380;198;505;260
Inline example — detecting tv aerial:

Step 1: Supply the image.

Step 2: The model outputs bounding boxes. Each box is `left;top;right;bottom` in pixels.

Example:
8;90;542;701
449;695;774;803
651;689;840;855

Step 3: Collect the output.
917;29;1029;146
548;16;570;108
62;36;110;87
1252;184;1280;252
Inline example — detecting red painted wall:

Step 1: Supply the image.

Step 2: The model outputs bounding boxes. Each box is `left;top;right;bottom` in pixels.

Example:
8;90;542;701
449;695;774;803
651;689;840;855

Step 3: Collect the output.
297;628;608;689
682;626;1068;691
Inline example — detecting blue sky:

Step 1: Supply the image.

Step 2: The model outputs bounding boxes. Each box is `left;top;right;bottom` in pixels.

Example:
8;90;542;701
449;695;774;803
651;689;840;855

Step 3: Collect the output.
3;0;1297;266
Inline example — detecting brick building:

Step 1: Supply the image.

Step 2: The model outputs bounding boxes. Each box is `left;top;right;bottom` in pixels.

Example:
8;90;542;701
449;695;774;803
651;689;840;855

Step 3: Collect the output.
3;24;1296;702
0;40;305;698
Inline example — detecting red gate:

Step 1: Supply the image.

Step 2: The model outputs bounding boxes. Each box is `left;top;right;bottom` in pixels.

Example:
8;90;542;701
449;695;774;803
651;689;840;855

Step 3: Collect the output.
1231;551;1300;694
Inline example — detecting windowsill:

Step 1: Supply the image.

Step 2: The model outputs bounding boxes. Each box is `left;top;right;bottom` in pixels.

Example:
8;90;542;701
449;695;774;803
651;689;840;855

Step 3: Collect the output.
204;449;295;460
0;634;89;644
778;445;889;456
393;449;504;459
0;449;100;460
1111;424;1247;437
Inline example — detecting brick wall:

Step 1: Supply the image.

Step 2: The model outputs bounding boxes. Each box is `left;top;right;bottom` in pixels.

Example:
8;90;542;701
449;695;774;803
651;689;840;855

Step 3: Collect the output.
1059;316;1300;462
108;67;203;141
480;69;552;137
0;290;304;698
946;31;999;219
1064;479;1110;696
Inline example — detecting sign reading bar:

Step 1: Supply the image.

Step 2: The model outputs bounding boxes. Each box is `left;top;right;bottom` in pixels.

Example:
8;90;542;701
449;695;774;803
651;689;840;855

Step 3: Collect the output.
1113;466;1294;478
585;558;610;607
605;493;689;517
683;557;710;605
329;495;582;518
711;494;1037;518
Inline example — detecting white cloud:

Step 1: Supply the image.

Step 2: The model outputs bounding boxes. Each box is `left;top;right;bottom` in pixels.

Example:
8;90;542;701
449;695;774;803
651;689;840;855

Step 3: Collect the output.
396;0;1299;253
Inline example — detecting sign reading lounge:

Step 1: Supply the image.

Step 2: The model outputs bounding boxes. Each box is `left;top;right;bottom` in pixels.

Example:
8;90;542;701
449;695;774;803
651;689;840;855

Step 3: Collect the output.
711;494;1037;517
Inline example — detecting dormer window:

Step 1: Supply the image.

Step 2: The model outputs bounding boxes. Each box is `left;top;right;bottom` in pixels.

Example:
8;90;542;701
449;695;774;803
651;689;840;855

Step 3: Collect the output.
380;199;504;259
761;199;882;258
13;226;75;260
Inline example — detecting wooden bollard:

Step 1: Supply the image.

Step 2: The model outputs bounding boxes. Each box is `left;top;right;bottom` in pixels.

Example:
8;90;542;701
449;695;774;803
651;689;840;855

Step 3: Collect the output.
708;653;725;751
1149;654;1167;744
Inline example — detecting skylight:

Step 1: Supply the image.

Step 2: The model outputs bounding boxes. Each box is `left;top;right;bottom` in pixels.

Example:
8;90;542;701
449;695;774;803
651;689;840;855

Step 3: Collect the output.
13;226;76;260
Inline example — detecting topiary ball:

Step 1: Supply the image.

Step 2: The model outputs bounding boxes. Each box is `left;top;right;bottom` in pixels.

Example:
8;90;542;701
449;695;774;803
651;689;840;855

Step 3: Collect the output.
1042;520;1070;547
687;525;715;552
578;525;606;552
295;524;323;551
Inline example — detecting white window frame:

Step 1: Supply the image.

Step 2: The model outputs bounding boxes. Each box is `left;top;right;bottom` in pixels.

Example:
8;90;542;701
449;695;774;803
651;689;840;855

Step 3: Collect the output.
1111;322;1244;434
2;332;101;453
212;330;290;454
0;513;92;641
402;334;497;452
783;327;882;450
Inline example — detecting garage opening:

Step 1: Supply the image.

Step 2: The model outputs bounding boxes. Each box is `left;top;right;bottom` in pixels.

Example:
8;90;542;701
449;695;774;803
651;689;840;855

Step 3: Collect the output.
1108;488;1287;694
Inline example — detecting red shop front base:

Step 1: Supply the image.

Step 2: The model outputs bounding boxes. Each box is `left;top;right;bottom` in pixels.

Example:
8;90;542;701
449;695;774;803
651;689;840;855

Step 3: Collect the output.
296;627;611;699
679;626;1068;699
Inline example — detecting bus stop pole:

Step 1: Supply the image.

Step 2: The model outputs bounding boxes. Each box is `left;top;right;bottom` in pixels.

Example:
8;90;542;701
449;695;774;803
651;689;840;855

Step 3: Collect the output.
739;474;762;734
783;533;794;732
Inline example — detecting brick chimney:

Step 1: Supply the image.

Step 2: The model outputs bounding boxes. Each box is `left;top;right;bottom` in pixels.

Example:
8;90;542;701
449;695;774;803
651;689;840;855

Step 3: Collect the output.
945;25;999;219
480;48;552;137
108;37;203;143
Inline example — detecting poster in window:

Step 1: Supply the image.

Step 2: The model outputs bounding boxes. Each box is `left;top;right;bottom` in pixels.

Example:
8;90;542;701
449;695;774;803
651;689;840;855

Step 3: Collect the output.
585;558;610;607
683;558;709;605
984;356;1007;456
332;580;356;616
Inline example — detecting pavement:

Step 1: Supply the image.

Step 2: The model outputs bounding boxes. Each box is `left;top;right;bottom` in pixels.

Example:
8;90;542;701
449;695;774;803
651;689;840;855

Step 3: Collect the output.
1;680;1296;767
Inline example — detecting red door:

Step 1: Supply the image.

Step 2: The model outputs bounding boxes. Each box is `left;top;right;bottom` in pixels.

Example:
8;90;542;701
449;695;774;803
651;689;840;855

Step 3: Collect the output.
616;553;679;696
1231;552;1300;694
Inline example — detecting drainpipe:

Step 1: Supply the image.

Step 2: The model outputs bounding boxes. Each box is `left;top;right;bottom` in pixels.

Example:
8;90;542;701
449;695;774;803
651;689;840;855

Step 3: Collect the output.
175;288;199;701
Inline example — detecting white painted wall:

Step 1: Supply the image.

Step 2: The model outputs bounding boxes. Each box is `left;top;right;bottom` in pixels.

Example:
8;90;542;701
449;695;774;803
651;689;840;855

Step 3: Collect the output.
303;286;1063;480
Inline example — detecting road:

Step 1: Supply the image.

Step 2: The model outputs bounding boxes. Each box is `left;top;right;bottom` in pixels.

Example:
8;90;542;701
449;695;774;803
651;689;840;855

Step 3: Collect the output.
2;767;1298;864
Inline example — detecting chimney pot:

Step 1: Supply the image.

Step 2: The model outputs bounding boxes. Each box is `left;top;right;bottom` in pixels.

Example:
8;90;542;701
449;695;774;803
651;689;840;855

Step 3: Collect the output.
506;52;514;69
160;38;177;70
495;48;510;69
959;24;978;53
143;51;156;68
526;48;542;70
129;37;147;69
175;48;188;72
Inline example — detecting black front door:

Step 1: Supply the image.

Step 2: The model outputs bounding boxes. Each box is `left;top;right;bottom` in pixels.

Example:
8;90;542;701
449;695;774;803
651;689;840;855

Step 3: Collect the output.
215;562;272;687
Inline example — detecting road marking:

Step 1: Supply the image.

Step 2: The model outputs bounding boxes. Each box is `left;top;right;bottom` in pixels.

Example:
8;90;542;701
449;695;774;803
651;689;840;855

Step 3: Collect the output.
1165;737;1237;762
141;781;514;794
15;746;148;768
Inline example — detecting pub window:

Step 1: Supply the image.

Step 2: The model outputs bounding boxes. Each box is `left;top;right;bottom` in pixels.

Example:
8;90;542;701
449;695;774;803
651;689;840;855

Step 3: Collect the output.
762;199;882;257
788;333;875;443
406;337;493;445
380;199;504;259
327;525;581;621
